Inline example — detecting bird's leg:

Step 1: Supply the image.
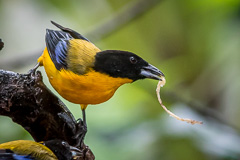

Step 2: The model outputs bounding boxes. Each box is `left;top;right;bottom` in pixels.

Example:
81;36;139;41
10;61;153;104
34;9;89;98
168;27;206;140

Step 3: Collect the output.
82;109;87;128
74;105;88;148
27;62;40;76
80;104;88;131
80;108;88;146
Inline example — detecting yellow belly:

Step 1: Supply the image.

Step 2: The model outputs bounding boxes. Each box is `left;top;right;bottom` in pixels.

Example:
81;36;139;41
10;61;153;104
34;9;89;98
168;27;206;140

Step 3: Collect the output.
38;48;132;105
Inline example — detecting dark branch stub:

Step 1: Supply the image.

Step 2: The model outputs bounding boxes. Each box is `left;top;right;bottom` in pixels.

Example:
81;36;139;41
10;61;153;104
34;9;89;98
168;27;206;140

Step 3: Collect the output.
0;70;95;160
0;39;4;51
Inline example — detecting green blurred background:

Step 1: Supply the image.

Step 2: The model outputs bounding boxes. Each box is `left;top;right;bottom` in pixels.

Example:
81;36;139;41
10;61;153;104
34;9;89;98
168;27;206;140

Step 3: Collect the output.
1;0;240;159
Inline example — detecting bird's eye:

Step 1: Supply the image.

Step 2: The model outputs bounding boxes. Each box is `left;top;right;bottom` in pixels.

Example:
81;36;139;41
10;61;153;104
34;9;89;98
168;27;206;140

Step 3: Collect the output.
130;56;137;64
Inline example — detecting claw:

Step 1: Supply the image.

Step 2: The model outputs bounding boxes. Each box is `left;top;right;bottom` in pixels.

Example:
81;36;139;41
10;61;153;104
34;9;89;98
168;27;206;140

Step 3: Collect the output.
73;120;87;148
27;63;40;76
76;118;83;124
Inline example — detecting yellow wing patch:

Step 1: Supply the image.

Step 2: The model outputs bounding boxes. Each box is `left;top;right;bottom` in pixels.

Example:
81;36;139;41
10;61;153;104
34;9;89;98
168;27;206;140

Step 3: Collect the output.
67;39;101;74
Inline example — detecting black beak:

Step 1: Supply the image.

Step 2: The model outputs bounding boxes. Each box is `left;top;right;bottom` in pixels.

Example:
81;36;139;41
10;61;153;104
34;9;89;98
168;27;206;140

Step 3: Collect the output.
70;146;82;157
140;64;165;80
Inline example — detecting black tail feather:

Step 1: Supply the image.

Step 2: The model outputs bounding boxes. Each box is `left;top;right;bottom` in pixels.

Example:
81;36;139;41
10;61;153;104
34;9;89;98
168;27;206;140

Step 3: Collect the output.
50;21;89;41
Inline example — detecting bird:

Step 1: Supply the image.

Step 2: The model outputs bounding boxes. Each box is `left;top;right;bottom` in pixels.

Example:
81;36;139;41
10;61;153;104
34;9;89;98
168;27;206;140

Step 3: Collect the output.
35;21;165;138
0;139;81;160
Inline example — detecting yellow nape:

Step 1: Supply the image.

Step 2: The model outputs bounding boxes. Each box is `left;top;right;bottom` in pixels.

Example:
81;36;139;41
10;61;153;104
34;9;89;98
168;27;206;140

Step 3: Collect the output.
0;140;57;160
38;45;133;105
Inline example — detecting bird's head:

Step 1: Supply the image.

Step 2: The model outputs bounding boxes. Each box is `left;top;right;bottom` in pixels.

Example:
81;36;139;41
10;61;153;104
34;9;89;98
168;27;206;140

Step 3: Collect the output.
44;140;82;160
94;50;165;82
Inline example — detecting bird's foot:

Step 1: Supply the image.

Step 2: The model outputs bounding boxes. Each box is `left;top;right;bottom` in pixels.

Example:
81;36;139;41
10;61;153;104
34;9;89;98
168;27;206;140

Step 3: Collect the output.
27;63;40;77
76;118;83;124
73;118;87;148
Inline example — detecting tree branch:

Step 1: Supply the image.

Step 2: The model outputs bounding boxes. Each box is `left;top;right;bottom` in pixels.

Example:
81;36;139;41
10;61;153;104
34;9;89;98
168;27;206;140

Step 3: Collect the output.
0;70;94;160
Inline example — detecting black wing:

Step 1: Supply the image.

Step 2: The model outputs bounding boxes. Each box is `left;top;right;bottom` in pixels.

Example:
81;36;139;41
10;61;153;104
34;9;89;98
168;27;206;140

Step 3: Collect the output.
45;29;71;70
46;21;90;71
